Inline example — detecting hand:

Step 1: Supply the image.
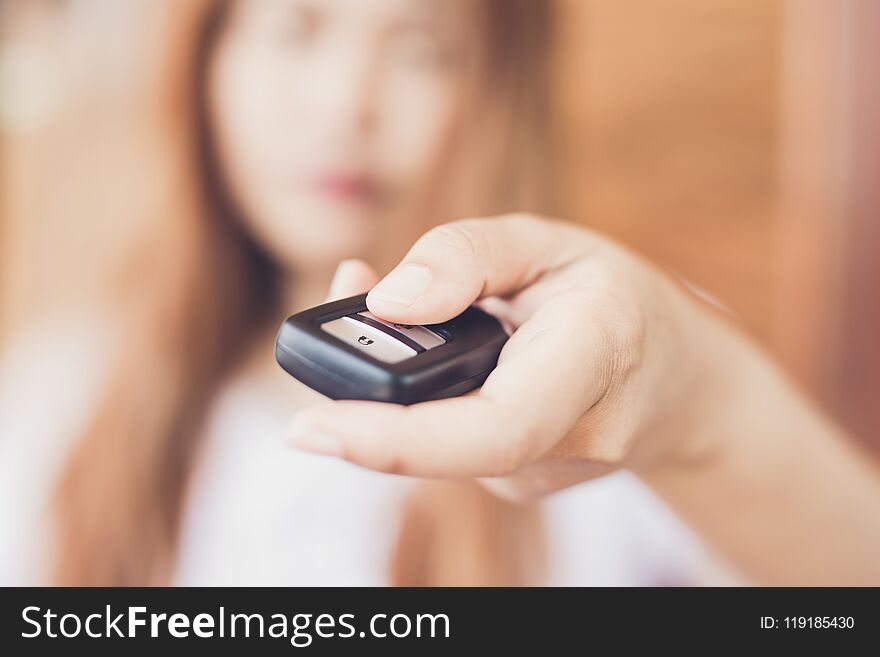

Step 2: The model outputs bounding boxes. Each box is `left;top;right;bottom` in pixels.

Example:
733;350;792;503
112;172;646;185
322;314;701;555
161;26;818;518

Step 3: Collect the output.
287;214;737;499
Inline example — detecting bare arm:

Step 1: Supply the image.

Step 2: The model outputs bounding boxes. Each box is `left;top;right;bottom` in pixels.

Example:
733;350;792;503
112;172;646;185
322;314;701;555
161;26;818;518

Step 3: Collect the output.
637;316;880;585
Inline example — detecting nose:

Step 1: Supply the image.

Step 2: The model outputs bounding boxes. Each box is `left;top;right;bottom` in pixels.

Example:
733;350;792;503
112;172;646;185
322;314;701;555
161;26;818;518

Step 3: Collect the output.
304;44;377;144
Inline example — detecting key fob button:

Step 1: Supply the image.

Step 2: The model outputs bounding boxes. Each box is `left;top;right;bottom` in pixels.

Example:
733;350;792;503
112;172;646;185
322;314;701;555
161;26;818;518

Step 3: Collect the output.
321;317;417;363
357;311;446;350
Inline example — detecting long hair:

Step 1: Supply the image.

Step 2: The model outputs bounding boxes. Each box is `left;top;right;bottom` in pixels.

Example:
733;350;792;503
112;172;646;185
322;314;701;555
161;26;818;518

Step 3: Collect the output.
47;0;557;586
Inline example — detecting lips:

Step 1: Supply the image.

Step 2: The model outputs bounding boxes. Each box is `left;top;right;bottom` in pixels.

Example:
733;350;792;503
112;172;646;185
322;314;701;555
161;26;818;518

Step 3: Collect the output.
313;171;379;203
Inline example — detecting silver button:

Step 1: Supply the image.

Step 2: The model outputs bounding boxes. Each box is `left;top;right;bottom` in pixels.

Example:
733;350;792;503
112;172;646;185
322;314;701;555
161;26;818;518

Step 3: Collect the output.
357;312;446;350
321;317;417;363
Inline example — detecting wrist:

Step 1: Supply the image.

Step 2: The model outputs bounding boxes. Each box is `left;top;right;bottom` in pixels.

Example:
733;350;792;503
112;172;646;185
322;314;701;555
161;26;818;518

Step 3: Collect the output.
628;289;764;477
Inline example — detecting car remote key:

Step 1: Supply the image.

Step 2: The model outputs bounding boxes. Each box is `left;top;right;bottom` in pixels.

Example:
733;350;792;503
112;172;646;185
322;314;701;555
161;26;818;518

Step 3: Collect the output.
275;293;508;404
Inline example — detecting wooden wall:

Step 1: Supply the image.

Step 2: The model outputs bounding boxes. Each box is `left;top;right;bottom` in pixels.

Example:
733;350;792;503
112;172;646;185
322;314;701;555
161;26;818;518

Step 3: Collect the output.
555;0;879;445
556;0;781;343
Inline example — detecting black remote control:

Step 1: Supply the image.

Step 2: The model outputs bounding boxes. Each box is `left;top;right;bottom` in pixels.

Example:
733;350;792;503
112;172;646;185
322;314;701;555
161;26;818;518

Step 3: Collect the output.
275;293;508;404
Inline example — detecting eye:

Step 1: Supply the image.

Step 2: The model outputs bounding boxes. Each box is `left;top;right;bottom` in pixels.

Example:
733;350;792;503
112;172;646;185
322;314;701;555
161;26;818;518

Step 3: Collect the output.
393;29;451;70
274;5;320;47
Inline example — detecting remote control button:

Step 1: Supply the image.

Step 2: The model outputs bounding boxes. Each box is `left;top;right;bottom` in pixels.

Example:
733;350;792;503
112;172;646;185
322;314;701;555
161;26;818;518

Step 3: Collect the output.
357;312;446;350
321;317;417;363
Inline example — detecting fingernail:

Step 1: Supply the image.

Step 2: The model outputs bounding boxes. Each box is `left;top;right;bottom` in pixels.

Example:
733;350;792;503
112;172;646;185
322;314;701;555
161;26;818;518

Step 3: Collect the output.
287;430;344;458
370;264;432;307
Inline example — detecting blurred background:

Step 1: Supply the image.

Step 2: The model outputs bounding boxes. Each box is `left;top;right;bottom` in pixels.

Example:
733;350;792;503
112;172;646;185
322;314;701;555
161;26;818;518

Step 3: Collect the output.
3;0;878;445
0;0;878;586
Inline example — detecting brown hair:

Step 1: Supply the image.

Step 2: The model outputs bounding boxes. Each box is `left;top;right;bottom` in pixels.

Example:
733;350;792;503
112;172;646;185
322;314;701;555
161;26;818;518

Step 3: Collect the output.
49;0;557;586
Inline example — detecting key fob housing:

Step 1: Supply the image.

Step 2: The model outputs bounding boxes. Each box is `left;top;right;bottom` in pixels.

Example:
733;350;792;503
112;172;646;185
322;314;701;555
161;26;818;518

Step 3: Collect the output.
275;293;508;404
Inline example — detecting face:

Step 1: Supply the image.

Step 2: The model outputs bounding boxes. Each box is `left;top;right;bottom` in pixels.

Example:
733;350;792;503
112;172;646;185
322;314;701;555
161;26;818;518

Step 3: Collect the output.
208;0;473;272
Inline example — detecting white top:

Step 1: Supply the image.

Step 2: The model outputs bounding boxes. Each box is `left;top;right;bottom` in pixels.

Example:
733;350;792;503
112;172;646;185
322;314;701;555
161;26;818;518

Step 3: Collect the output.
0;317;717;586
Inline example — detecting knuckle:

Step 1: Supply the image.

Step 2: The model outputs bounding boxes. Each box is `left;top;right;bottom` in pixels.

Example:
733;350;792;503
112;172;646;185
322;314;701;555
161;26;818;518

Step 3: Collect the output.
588;259;647;352
378;454;410;476
430;220;491;263
597;305;645;388
346;442;409;476
379;455;408;476
503;212;560;246
567;258;647;392
500;212;537;229
501;211;546;231
422;220;494;291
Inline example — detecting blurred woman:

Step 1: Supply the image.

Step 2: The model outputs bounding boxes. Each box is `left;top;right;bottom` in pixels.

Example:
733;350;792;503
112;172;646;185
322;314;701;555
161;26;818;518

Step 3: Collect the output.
0;0;707;585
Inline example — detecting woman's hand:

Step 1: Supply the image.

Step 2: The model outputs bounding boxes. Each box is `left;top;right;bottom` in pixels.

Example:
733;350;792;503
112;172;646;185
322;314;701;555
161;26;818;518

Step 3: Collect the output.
286;214;738;498
288;214;880;584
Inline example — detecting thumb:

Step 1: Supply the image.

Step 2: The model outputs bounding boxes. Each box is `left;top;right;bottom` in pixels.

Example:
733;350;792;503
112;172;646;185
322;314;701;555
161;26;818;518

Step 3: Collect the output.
366;214;593;324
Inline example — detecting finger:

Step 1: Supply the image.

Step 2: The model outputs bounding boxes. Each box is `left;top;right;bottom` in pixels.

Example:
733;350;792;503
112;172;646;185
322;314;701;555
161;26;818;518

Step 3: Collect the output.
365;214;599;324
287;396;523;477
287;291;609;477
326;259;380;301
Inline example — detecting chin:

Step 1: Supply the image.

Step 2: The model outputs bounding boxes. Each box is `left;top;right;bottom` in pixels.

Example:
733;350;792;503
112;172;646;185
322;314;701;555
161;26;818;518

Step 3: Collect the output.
251;194;386;270
281;220;376;270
